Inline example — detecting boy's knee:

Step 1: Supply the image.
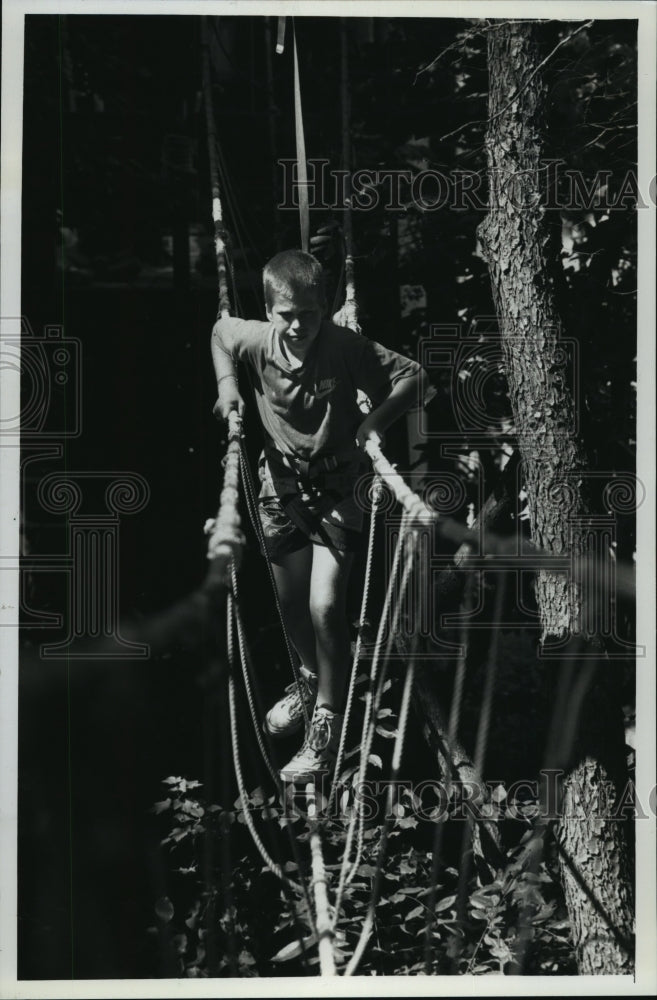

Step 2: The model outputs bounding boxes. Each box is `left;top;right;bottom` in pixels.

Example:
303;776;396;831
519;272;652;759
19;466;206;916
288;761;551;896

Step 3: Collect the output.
309;595;341;631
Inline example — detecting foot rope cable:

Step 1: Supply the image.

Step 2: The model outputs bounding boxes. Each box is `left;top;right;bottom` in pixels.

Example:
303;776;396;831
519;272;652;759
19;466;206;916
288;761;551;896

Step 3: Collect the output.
305;781;337;976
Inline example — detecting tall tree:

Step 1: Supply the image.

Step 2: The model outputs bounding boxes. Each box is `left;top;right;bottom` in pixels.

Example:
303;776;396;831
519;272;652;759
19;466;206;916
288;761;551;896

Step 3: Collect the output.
477;20;634;974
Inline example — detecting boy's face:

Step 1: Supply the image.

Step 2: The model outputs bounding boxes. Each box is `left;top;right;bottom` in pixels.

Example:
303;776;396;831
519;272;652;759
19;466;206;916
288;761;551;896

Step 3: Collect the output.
266;287;324;359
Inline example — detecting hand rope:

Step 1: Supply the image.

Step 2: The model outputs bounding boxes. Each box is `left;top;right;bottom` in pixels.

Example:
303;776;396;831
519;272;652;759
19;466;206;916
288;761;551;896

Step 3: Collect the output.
327;475;383;816
364;437;435;527
305;782;337;976
206;411;245;586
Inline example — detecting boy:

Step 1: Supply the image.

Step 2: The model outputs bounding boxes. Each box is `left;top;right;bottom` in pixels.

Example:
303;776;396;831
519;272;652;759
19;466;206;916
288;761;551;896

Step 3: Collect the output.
212;249;427;781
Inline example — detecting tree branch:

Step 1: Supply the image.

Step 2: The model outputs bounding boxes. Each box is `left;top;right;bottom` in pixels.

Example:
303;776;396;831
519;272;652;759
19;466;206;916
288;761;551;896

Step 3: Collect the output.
438;20;595;144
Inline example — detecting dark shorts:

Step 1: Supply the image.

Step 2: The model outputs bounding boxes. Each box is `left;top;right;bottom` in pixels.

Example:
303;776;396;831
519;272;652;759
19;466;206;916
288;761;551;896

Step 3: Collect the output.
256;453;365;562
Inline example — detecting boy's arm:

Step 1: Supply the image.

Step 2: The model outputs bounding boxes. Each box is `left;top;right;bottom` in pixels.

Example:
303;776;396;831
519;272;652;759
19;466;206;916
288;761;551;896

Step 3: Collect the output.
356;370;427;449
211;318;245;421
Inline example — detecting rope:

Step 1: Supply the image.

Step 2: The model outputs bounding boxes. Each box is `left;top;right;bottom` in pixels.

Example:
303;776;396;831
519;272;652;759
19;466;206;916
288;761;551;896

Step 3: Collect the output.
286;19;310;254
364;438;435;527
226;593;302;895
201;16;231;319
348;529;417;886
230;564;280;787
206;411;245;586
327;475;382;816
338;18;359;334
332;512;412;926
305;783;336;976
344;658;417;976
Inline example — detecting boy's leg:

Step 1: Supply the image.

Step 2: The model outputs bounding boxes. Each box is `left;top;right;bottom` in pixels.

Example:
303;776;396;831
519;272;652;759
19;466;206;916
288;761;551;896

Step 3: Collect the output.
271;544;318;675
309;544;355;713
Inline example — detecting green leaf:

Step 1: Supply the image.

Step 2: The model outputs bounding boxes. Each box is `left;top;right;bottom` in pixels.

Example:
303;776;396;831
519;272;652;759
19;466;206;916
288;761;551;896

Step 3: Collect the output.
375;725;398;739
435;894;457;913
151;798;171;814
271;933;318;963
154;896;174;923
397;816;418;829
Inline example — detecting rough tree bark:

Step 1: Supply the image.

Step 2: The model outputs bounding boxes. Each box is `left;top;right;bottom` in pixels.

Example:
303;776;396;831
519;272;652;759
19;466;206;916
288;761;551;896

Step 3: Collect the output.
476;20;634;975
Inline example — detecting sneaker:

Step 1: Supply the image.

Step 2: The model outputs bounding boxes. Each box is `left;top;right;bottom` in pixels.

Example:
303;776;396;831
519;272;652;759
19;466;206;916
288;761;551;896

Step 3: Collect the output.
264;666;318;737
279;705;344;782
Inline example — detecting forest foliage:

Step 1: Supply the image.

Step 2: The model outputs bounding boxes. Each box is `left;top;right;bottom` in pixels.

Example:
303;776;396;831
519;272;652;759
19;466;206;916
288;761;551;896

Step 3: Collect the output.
38;12;640;977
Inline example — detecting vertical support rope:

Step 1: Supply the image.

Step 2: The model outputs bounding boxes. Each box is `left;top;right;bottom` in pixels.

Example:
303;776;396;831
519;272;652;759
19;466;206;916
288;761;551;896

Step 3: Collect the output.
264;17;282;253
327;475;382;816
348;529;416;884
230;565;280;787
226;593;302;895
339;18;359;333
306;783;337;976
201;16;231;319
332;512;411;926
292;21;310;253
344;657;417;977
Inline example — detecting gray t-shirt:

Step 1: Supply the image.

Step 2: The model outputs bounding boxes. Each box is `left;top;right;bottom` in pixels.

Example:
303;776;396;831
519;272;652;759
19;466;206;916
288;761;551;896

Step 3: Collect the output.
216;316;421;464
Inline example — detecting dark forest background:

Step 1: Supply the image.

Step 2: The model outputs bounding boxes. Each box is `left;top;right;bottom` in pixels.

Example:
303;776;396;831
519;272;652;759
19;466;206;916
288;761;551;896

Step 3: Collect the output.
19;14;637;978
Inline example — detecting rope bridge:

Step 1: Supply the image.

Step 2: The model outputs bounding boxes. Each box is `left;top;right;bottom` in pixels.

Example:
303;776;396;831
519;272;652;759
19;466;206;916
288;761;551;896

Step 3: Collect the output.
206;413;446;976
187;16;636;978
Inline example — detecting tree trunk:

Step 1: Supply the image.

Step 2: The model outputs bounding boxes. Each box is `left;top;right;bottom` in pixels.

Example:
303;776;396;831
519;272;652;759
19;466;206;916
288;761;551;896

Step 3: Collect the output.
477;21;634;975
